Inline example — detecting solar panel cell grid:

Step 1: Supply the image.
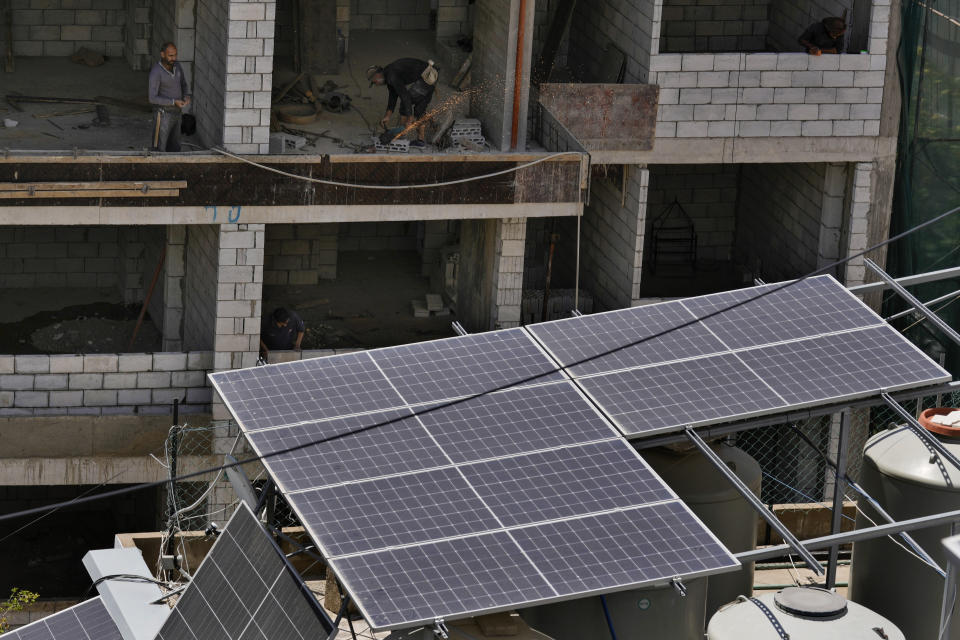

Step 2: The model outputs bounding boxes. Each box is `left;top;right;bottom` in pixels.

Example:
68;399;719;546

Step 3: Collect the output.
245;409;443;492
370;328;565;404
2;598;122;640
459;440;675;527
210;352;406;430
578;353;787;436
527;300;727;376
510;502;739;597
291;467;502;557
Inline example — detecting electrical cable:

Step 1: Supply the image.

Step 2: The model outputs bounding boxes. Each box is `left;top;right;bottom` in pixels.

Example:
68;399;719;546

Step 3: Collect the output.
211;147;582;189
0;202;958;527
83;574;172;599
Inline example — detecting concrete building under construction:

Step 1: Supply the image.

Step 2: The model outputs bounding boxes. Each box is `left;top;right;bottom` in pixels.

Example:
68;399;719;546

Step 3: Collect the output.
0;0;907;610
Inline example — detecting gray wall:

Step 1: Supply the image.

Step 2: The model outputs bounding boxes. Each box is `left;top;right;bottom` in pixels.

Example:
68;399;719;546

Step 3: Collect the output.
660;0;769;53
183;225;219;351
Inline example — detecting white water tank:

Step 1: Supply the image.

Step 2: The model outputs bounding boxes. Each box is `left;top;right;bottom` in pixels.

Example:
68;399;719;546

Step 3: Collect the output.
707;587;904;639
644;442;762;615
520;578;708;640
849;423;960;639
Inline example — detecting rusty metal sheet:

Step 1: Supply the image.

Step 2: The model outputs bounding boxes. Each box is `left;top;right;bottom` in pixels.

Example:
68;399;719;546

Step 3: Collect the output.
538;83;659;151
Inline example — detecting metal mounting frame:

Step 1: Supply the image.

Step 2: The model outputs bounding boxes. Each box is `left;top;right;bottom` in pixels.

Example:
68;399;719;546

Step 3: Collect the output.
881;392;960;474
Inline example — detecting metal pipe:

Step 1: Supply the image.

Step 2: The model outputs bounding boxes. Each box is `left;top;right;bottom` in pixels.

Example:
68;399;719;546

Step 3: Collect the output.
940;524;958;640
881;393;960;473
736;507;960;563
865;258;960;347
684;428;824;575
847;265;960;294
510;0;528;149
633;381;960;449
826;411;849;588
886;288;960;322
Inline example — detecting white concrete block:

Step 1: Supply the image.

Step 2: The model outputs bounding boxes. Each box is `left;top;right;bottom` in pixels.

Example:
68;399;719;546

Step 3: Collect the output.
802;120;833;136
676;121;708;137
737;120;771;137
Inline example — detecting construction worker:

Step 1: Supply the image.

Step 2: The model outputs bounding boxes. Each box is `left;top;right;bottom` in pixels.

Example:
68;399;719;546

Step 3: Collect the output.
148;42;191;152
367;58;439;147
260;307;306;359
799;17;846;55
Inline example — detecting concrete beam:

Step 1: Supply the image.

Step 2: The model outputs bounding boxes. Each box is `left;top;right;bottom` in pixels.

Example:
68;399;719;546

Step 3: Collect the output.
590;135;898;165
0;455;218;485
0;203;583;226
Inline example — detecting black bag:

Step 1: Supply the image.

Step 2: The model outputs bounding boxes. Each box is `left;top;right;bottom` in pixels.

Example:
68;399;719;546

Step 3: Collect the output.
181;113;196;135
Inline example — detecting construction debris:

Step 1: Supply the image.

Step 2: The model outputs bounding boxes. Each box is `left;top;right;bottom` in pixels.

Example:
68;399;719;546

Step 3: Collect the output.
70;47;105;67
412;293;451;318
449;118;486;151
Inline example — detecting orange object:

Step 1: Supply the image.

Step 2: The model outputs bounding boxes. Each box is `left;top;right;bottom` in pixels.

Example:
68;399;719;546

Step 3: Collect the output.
918;407;960;437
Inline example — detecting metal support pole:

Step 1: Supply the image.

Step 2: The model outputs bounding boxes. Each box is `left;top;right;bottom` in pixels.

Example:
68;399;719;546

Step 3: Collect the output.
847;265;960;295
886;288;960;322
826;411;849;589
881;393;960;474
864;258;960;348
940;523;958;640
737;507;960;563
684;428;824;575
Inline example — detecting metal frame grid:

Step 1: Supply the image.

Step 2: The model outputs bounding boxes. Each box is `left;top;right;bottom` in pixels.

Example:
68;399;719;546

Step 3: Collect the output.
1;598;122;640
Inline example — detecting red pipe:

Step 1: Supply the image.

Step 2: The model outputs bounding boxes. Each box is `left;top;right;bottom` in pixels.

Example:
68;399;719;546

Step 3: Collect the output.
510;0;527;149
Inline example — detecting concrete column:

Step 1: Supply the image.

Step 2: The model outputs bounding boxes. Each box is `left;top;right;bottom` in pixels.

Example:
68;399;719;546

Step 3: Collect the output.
844;162;875;288
817;163;849;272
162;226;186;351
581;165;649;310
457;218;527;331
195;0;275;153
471;0;535;150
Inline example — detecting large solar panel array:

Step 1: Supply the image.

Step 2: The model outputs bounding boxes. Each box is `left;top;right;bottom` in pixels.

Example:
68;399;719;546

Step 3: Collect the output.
155;502;333;640
211;375;739;629
210;274;950;631
2;598;122;640
528;275;951;435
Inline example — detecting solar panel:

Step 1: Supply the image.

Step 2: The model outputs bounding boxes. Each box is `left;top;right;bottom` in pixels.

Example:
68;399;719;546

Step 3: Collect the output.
1;598;122;640
155;502;333;640
369;328;565;404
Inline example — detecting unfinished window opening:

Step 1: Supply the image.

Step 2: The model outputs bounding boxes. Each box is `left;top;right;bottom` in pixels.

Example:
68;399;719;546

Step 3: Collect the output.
658;0;872;54
269;0;491;155
261;222;456;352
0;484;160;598
522;216;593;323
0;225;169;355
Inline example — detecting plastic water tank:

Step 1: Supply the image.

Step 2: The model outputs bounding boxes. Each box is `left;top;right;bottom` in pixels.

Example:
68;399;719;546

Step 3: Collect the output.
849;423;960;640
644;442;762;615
519;577;708;640
707;587;905;639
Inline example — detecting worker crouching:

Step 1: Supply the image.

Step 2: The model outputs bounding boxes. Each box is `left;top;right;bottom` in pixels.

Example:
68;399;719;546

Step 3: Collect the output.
367;59;439;148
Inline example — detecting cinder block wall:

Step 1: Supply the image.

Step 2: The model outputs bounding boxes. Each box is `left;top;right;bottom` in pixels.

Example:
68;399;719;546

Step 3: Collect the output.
567;0;658;82
580;166;648;310
264;223;339;285
351;0;430;30
338;221;419;251
647;165;739;263
0;352;213;416
767;0;854;52
437;0;472;38
7;0;126;58
735;162;848;280
183;225;219;351
125;0;152;70
152;0;197;83
660;0;770;53
0;226;122;289
275;0;349;59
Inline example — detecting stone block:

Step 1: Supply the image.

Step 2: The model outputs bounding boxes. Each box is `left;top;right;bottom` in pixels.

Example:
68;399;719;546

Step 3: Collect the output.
137;372;171;388
153;388;187;404
153;352;188;371
84;354;118;373
118;389;152;404
788;104;819;120
188;351;214;370
84;390;118;406
737;120;771;137
770;120;802;136
118;354;153;372
802;120;833;136
186;387;213;404
49;391;83;407
103;373;138;389
69;373;103;389
0;391;11;407
0;357;12;375
33;374;68;390
172;371;206;387
15;355;49;374
15;391;48;408
1;375;34;391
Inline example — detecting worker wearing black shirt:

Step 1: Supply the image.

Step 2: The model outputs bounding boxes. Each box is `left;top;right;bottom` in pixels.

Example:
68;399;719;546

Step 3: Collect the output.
259;307;305;358
367;58;437;147
799;17;846;55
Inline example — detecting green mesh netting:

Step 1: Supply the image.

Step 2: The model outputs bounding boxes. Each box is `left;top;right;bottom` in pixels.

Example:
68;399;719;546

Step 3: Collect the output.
887;0;960;373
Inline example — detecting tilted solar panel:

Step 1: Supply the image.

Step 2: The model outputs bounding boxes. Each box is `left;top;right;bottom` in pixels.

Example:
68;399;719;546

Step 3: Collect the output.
1;598;122;640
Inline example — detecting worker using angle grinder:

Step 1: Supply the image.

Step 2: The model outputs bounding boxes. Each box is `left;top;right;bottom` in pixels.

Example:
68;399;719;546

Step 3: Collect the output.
367;58;439;147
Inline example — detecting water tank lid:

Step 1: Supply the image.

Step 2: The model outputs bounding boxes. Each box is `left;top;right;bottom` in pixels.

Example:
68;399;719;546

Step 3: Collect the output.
773;587;847;618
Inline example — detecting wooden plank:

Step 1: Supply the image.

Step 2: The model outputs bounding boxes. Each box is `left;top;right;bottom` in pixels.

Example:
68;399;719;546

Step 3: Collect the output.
0;189;182;198
0;181;188;190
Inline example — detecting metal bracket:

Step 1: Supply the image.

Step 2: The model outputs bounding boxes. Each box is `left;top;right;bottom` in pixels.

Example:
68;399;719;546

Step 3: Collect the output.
684;427;824;575
570;309;583;317
149;584;187;605
451;321;468;336
671;577;687;597
433;619;449;639
865;259;960;348
255;478;275;516
881;393;960;474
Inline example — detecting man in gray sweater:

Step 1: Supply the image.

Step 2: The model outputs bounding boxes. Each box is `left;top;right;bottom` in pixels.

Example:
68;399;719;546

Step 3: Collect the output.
148;42;191;152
